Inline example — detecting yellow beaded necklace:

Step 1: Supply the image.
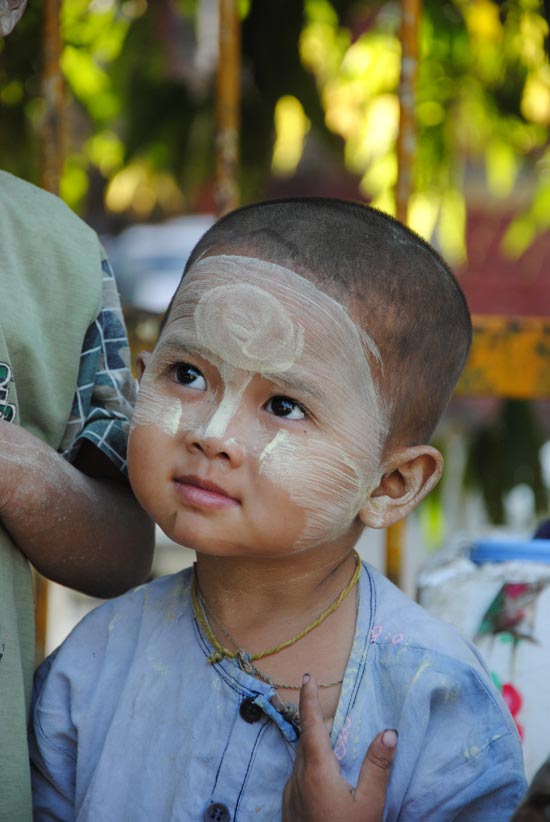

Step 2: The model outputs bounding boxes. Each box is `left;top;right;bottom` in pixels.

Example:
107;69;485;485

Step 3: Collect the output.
191;551;361;690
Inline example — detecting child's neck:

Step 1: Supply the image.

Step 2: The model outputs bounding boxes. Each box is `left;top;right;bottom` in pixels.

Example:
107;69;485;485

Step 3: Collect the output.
194;545;360;729
194;544;356;626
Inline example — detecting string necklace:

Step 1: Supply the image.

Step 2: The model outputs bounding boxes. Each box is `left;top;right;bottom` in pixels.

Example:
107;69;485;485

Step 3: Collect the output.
199;591;344;691
191;551;361;691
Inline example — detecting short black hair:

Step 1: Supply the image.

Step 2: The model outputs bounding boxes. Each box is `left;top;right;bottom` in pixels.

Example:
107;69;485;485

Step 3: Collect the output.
178;197;472;450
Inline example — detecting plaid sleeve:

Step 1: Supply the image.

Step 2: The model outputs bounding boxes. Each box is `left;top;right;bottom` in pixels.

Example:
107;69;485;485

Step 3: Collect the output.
59;255;137;475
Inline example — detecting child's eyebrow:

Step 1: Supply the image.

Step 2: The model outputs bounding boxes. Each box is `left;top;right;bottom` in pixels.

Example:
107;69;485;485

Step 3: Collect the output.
155;334;212;360
269;374;325;402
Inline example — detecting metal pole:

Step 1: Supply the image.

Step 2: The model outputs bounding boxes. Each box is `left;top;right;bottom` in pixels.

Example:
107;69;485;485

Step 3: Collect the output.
214;0;240;216
386;0;421;587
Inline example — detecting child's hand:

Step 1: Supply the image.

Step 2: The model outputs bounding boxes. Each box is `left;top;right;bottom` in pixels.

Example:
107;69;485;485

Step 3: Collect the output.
283;674;397;822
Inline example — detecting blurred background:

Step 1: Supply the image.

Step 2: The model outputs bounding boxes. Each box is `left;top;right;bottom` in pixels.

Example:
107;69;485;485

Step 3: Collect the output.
1;0;549;643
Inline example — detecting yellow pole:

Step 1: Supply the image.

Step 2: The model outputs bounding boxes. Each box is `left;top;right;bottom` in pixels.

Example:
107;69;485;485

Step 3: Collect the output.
35;0;64;662
40;0;64;195
386;0;421;587
215;0;241;216
396;0;420;226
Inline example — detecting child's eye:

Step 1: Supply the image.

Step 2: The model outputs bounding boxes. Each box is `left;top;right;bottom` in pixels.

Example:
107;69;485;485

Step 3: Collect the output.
173;363;207;391
265;396;306;421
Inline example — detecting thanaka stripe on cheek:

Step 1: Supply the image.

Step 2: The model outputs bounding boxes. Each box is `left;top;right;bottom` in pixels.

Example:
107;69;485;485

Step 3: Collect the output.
131;384;184;438
162;403;182;437
259;433;378;548
259;430;293;465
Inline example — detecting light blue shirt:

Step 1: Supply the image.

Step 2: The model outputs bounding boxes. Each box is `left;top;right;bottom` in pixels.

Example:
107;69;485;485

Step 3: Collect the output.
30;563;527;821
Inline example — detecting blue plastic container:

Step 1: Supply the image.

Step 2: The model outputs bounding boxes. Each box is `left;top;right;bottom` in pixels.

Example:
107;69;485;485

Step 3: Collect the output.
470;538;550;565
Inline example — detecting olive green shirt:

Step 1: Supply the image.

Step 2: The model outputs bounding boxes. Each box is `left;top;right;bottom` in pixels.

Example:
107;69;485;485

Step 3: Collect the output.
0;171;102;821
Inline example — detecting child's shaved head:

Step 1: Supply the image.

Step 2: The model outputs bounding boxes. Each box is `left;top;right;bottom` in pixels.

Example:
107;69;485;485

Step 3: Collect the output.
182;197;472;453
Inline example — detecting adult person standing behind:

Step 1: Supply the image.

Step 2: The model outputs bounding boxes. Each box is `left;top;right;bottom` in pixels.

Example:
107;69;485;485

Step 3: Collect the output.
0;171;154;820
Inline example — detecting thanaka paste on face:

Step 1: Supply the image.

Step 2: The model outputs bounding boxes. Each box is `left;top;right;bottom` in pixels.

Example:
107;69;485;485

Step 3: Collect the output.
131;254;388;549
198;369;251;440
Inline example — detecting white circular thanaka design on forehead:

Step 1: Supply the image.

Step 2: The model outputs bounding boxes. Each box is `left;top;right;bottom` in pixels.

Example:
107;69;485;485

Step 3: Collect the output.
195;283;304;373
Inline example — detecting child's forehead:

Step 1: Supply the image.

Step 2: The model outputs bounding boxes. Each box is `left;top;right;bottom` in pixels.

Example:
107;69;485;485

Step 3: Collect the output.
172;253;334;313
167;254;362;342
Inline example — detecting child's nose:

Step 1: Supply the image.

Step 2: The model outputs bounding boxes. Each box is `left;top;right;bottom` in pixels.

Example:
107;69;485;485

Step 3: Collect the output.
183;428;244;467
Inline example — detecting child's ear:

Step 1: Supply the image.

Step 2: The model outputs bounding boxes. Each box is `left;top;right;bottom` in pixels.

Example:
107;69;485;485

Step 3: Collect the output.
135;351;152;382
359;445;443;529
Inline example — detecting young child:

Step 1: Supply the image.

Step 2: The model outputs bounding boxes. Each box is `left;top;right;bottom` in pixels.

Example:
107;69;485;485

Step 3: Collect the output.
30;198;526;821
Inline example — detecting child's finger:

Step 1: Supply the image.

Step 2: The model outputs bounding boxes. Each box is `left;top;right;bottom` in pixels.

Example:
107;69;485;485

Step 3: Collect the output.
355;729;398;814
298;674;337;769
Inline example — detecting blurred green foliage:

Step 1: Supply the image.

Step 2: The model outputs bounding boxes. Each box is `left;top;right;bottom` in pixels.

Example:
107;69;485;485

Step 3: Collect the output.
0;0;548;253
466;399;547;525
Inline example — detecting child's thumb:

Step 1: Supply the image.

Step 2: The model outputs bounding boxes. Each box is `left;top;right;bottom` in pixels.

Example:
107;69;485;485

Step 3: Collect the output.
355;729;397;813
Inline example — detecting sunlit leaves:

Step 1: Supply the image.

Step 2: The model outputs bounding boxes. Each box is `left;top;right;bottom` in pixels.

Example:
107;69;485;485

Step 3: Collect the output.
349;94;399;171
272;95;310;176
486;138;518;197
61;0;131;61
105;159;185;217
359;151;398;200
300;15;349;81
417;100;446;126
300;15;401;210
408;190;440;240
61;46;119;120
464;0;502;43
86;131;124;175
1;0;546;246
56;0;135;205
0;78;23;105
296;0;549;261
521;66;550;125
503;147;550;257
59;156;89;208
438;187;467;264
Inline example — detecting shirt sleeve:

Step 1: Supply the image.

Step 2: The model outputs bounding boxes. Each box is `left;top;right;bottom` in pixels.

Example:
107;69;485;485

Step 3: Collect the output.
59;253;137;476
395;661;528;821
29;651;77;822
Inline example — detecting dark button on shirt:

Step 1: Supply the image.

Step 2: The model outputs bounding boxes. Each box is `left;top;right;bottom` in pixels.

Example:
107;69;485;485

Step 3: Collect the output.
239;696;264;724
203;802;231;821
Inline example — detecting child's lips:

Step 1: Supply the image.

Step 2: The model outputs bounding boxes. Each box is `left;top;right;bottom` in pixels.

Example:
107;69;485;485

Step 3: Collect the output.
173;475;241;510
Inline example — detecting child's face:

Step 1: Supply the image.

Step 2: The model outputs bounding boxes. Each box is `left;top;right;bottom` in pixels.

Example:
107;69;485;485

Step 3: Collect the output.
128;255;387;558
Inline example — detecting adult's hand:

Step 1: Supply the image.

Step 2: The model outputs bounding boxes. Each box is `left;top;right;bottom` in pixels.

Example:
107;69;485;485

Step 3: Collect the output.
283;674;397;822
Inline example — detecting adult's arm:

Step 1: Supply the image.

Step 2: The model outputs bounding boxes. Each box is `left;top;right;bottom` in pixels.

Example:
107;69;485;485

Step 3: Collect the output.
0;422;154;597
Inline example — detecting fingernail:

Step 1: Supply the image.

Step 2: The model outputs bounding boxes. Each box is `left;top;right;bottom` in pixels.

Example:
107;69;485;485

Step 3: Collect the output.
382;729;398;749
303;673;310;684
